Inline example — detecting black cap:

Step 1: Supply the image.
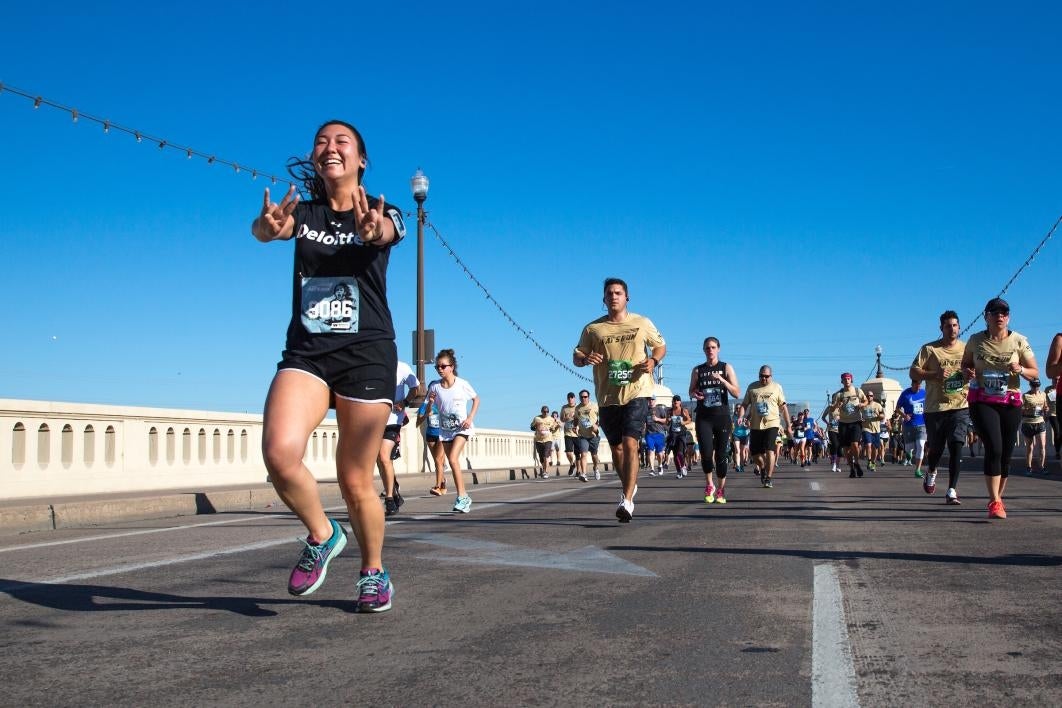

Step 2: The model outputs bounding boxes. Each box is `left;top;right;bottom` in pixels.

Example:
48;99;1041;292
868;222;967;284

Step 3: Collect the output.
672;394;682;402
984;297;1010;314
1031;379;1041;387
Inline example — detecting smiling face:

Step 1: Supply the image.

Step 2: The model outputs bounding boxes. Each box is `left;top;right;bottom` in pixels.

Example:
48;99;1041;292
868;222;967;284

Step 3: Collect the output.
312;123;365;187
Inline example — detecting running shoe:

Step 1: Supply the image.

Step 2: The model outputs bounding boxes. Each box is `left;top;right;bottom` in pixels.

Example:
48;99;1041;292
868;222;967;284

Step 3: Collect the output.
1025;468;1033;476
453;495;472;513
594;470;601;481
288;518;347;596
394;480;402;506
616;498;634;523
764;478;773;489
945;491;961;505
868;462;876;472
578;474;588;482
355;567;394;613
429;485;443;496
987;500;1006;519
568;465;576;476
923;472;937;495
914;469;924;478
716;488;727;504
704;484;716;504
384;497;399;516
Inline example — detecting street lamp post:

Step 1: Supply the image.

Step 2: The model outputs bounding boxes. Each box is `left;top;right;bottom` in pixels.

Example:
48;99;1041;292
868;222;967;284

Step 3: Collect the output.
410;168;430;393
875;344;883;379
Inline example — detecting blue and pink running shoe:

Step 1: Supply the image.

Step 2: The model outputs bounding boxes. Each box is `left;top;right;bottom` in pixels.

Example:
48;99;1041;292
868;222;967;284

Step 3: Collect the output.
287;518;347;596
355;568;394;612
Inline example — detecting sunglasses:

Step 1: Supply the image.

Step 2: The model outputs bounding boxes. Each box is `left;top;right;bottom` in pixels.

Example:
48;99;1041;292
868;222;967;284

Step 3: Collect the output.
435;363;453;370
987;309;1010;316
760;374;772;378
580;394;590;398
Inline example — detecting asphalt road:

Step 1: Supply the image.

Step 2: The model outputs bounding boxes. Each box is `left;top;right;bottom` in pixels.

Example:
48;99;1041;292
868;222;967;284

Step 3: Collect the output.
1;456;1061;707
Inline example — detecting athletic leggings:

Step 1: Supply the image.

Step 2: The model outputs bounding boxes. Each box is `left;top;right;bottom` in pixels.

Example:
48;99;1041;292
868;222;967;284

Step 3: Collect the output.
696;412;732;478
969;402;1022;478
1050;416;1061;455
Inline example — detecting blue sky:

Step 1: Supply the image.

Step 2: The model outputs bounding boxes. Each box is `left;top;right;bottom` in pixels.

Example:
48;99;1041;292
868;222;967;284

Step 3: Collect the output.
1;1;1059;430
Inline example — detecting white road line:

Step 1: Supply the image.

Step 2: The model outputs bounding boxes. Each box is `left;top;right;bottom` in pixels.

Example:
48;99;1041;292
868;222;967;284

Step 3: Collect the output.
1;482;601;551
407;483;606;519
812;563;860;708
0;512;294;554
0;483;614;590
0;537;297;592
810;481;821;491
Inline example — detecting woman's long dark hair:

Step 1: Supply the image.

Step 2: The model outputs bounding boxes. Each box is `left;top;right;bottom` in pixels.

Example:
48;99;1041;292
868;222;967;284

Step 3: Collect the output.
286;120;369;200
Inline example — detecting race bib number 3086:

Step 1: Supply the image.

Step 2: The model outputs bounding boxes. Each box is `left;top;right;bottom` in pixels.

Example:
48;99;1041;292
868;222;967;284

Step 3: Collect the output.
302;277;360;334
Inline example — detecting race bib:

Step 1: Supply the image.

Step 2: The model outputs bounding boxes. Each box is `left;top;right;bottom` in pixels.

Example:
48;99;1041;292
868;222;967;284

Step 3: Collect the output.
428;409;441;429
702;388;723;407
301;277;360;334
536;423;551;435
913;401;924;415
795;431;805;439
579;416;594;432
441;413;463;432
608;360;635;386
670;415;684;432
756;401;769;416
982;370;1007;397
944;372;965;395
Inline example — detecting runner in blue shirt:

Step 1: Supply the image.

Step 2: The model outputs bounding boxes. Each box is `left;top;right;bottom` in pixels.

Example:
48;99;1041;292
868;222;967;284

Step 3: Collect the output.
896;379;928;478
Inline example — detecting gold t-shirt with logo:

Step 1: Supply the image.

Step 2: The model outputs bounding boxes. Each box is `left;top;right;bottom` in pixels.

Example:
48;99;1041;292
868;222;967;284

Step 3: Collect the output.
531;415;558;443
559;403;579;438
912;339;968;413
574;402;600;438
1021;391;1046;423
741;381;787;430
575;313;665;407
860;401;884;433
830;386;867;424
967;331;1033;394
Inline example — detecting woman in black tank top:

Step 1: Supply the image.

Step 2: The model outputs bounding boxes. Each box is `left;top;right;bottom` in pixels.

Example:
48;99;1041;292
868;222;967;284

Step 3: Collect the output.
688;337;741;504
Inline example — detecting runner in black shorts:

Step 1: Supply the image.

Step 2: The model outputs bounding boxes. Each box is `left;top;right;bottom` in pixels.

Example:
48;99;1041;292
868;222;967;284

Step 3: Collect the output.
253;120;405;612
689;337;740;503
574;278;666;523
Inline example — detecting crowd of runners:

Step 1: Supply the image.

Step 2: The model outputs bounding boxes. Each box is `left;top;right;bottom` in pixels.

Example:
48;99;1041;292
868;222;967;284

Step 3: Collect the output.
248;118;1062;613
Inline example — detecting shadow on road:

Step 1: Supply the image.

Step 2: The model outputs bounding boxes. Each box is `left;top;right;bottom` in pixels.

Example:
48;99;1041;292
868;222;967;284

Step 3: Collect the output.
0;579;354;616
605;545;1062;567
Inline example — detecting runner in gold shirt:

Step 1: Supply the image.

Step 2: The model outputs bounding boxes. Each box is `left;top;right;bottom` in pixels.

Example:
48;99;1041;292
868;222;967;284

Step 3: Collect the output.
1020;380;1047;475
960;298;1039;519
574;278;666;523
909;310;971;504
740;365;792;488
826;372;868;478
530;405;559;477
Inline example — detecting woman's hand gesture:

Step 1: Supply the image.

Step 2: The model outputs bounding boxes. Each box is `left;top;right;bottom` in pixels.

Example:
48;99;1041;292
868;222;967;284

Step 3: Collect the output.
254;185;299;241
354;185;388;243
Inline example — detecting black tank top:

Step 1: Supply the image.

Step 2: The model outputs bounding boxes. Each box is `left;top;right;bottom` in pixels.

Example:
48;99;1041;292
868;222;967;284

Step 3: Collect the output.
695;361;729;413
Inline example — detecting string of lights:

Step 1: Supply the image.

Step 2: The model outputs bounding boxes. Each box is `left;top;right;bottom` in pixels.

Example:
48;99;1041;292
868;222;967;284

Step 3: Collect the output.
0;82;297;188
13;82;1054;386
960;214;1061;336
425;221;593;383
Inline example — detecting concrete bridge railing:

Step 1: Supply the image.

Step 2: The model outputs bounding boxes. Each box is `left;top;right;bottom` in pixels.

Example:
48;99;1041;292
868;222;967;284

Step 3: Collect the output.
0;399;596;501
